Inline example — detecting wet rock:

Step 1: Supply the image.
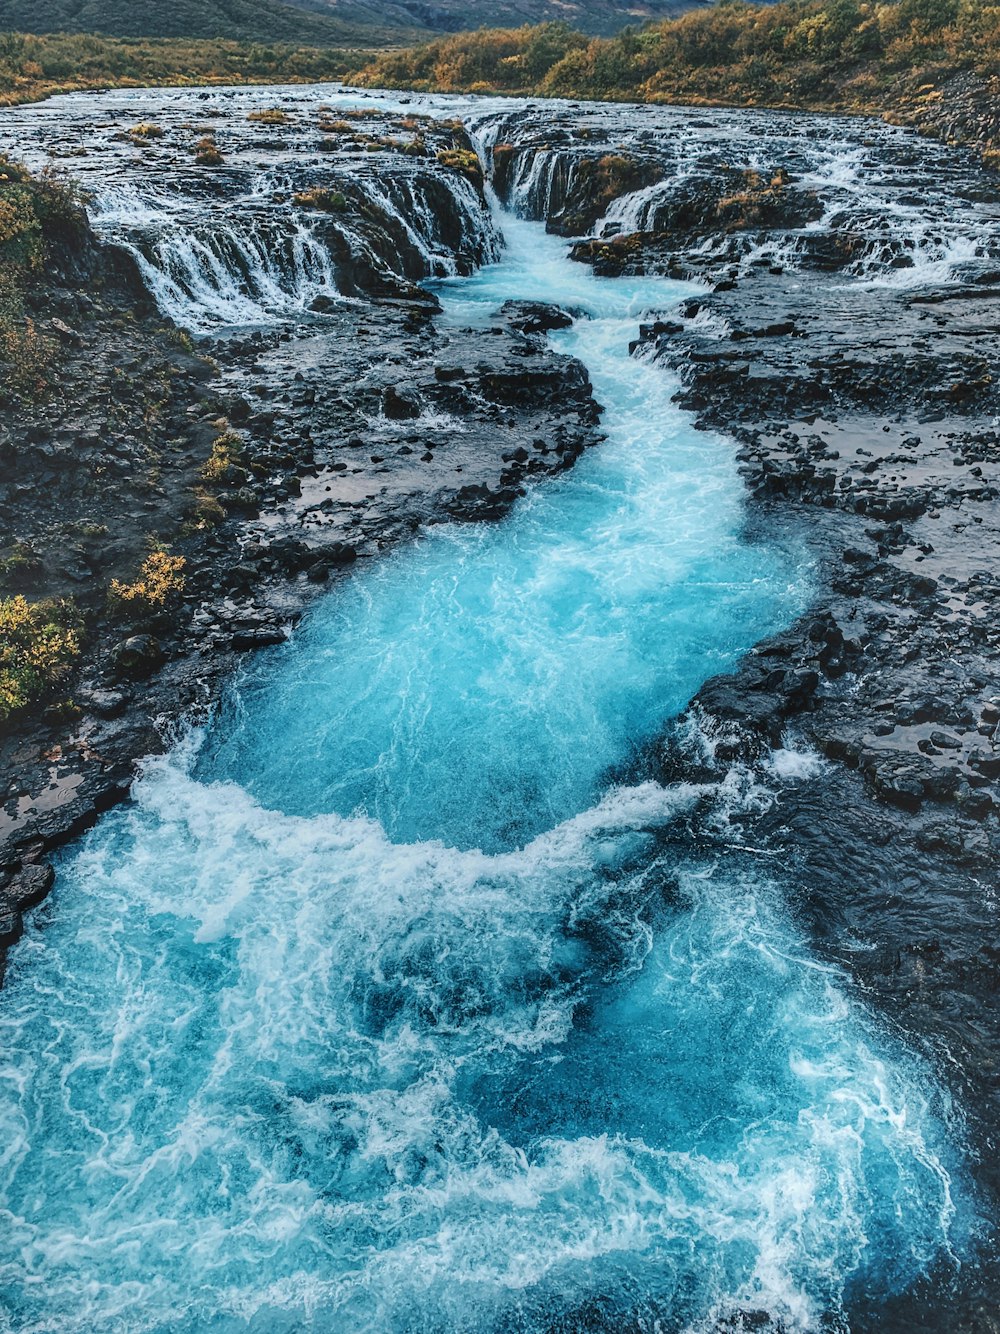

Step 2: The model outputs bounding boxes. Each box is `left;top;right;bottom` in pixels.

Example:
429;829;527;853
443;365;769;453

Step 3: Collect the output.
326;542;358;566
50;317;82;344
80;688;128;718
231;627;286;650
384;385;422;420
109;635;163;682
6;862;55;910
872;762;925;811
500;301;574;335
968;748;1000;780
223;486;260;512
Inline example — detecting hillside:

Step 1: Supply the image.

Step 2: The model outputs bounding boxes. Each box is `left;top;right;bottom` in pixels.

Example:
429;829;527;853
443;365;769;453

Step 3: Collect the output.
351;1;1000;167
287;0;709;39
0;0;422;46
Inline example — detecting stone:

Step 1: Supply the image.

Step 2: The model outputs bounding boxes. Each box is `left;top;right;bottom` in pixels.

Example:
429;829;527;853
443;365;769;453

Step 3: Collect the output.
968;748;1000;780
383;385;421;420
231;627;286;650
326;542;357;566
50;317;82;343
500;300;574;335
5;862;55;910
109;635;162;682
81;689;128;718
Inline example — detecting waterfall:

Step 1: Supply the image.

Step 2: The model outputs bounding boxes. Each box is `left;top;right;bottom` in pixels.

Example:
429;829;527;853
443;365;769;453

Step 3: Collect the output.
87;153;502;331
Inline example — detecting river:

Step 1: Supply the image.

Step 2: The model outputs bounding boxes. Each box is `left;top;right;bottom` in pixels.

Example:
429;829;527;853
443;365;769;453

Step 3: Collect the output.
0;87;987;1333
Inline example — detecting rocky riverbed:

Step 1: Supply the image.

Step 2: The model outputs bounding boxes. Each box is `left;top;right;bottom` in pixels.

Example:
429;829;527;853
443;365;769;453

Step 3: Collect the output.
2;85;1000;1329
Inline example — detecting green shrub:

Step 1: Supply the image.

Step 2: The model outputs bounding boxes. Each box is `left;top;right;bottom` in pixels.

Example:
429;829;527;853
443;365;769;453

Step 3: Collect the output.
292;187;348;211
194;135;223;166
201;430;246;481
0;160;83;402
436;147;483;183
108;550;186;613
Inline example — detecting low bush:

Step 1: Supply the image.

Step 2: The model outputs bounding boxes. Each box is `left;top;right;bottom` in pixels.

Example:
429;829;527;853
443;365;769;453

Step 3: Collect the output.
436;146;483;183
194;134;223;166
0;157;86;401
292;187;347;211
201;430;246;481
109;550;186;613
0;595;81;724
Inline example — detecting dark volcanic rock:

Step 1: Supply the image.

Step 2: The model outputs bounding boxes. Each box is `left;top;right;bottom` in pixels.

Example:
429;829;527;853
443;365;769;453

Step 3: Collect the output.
109;635;163;682
383;385;422;419
500;300;575;335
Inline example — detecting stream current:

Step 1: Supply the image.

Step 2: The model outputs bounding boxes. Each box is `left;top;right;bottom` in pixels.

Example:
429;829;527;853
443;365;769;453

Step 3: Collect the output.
0;89;983;1333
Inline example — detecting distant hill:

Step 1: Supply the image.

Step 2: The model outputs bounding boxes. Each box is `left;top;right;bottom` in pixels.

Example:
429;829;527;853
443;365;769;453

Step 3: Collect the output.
289;0;709;39
0;0;713;44
0;0;423;45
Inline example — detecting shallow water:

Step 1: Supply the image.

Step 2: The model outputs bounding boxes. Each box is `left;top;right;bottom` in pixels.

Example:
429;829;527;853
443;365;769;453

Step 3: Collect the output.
0;104;981;1334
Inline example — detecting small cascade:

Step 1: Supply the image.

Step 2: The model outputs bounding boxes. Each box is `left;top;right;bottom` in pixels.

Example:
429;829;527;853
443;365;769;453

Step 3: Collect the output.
74;129;503;330
119;215;343;328
495;144;582;221
599;174;677;235
358;171;504;279
480;107;1000;286
100;173;502;330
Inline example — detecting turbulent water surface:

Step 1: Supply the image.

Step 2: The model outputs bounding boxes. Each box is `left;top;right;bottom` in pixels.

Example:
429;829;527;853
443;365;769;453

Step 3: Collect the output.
0;88;985;1333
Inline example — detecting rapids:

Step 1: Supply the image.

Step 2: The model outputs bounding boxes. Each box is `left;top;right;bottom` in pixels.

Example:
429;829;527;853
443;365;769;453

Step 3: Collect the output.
0;88;984;1334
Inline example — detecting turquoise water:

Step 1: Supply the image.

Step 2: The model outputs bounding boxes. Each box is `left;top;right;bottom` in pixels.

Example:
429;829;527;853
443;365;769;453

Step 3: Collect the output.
0;215;972;1333
203;219;797;851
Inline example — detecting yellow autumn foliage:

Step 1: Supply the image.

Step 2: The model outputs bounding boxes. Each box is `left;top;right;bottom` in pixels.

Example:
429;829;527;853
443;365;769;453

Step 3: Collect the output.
109;551;186;611
0;595;81;723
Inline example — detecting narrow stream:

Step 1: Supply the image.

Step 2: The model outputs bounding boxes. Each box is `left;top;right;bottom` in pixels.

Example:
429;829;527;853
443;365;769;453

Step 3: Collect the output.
0;184;976;1331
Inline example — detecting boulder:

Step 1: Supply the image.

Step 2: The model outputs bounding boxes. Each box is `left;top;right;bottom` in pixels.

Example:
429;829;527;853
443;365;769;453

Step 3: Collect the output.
109;635;162;682
384;385;421;420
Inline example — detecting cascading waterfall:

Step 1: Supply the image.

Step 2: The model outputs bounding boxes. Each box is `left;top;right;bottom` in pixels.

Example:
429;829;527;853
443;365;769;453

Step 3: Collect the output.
126;218;343;328
0;86;989;1333
84;148;502;330
501;147;580;220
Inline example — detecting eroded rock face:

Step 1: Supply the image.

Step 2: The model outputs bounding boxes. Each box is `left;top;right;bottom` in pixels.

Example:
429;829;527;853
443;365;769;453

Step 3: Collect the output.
495;145;665;236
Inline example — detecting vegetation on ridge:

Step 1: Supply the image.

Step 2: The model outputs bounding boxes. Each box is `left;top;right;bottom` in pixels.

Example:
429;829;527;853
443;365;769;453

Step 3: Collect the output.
351;2;1000;164
0;153;86;399
0;31;370;107
0;594;81;724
